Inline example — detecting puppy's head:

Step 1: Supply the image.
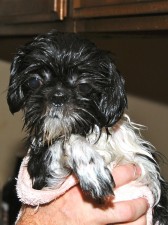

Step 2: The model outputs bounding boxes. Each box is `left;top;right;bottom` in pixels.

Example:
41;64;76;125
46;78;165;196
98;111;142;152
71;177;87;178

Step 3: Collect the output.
7;30;127;141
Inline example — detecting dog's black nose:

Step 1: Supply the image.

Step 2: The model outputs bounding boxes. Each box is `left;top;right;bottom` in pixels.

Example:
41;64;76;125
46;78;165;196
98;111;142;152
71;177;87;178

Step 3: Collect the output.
51;92;67;107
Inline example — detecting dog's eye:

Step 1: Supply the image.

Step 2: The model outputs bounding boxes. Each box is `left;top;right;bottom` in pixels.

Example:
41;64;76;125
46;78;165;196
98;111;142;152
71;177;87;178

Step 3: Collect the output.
77;83;92;93
28;77;43;90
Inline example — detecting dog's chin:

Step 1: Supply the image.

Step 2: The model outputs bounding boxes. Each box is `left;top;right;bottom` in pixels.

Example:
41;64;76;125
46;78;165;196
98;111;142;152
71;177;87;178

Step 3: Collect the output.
43;106;93;142
43;116;72;141
43;106;70;141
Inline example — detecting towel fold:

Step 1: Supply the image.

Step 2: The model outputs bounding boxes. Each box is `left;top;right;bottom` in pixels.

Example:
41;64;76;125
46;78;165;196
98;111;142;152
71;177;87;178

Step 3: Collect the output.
16;156;78;206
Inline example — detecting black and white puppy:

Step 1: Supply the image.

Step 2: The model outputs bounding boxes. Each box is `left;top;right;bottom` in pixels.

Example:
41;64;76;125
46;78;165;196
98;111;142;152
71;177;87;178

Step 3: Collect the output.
7;30;168;224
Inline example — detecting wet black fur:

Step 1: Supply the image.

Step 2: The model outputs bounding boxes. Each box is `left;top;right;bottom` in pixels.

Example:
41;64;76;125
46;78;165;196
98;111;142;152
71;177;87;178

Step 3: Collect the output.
7;30;168;224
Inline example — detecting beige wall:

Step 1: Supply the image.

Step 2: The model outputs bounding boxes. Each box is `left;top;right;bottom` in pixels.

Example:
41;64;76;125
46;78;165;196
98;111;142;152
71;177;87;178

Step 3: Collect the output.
0;59;168;188
0;60;24;188
128;95;168;179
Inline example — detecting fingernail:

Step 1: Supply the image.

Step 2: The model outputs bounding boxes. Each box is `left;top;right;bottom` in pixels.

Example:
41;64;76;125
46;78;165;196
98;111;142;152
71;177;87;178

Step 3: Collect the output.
133;164;142;178
141;197;150;209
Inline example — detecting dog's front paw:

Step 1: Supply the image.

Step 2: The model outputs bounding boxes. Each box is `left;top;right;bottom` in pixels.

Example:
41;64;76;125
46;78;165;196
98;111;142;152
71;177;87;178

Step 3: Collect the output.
76;162;115;200
65;136;115;200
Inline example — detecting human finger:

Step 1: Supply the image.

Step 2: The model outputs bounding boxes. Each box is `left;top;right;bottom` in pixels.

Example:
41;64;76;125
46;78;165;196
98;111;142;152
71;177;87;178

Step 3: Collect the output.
112;164;141;188
116;215;147;225
98;198;148;224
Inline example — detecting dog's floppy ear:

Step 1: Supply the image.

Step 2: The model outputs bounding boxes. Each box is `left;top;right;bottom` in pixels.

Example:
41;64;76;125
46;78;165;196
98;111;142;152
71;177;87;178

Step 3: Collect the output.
7;54;25;114
100;54;127;127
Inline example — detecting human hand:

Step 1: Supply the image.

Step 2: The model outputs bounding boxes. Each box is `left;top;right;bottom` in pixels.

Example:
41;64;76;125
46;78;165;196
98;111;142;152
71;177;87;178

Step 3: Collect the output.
16;164;149;225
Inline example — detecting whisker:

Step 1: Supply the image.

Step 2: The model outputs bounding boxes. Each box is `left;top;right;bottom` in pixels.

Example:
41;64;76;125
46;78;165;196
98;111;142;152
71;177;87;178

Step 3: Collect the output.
71;113;90;127
76;107;98;122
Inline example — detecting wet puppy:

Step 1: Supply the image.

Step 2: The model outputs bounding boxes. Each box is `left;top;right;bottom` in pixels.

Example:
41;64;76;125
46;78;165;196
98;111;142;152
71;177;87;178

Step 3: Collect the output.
7;30;168;224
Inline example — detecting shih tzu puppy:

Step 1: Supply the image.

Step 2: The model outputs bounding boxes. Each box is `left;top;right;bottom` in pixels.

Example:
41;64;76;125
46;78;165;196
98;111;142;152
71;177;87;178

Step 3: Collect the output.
7;30;168;224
